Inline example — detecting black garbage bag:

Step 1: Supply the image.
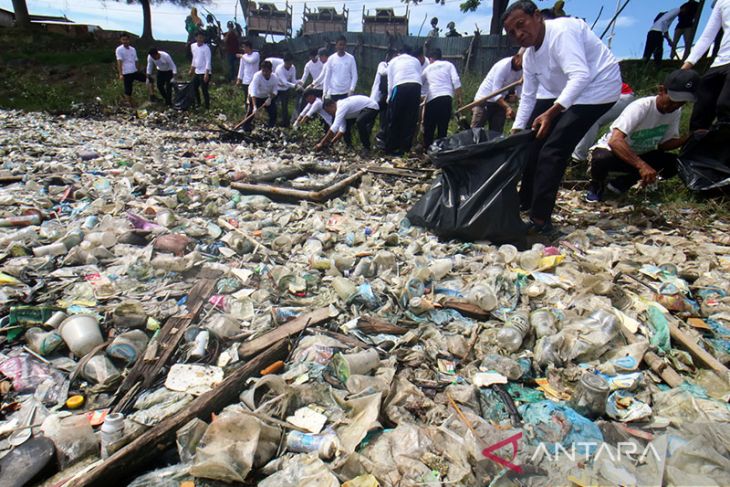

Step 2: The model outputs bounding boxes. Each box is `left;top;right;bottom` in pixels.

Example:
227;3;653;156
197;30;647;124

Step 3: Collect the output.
677;124;730;191
173;82;196;111
407;129;535;244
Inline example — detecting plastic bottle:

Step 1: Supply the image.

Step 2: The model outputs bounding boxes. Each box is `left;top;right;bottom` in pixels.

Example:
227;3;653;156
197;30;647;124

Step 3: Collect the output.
100;413;125;459
467;284;497;311
496;310;530;352
107;330;149;365
530;309;558;338
0;214;41;228
518;249;542;271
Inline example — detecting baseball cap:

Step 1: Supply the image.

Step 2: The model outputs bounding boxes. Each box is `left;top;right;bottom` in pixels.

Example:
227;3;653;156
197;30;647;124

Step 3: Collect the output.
664;69;700;103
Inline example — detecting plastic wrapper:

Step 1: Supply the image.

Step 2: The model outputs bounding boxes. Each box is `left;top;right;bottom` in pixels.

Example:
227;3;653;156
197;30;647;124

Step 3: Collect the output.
0;354;67;404
40;414;98;469
677;123;730;191
258;453;340;487
407;129;534;244
190;410;281;483
176;418;208;464
82;354;121;385
129;388;193;427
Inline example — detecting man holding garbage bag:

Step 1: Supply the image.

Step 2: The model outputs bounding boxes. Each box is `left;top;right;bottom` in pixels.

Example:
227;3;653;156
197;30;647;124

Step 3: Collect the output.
504;1;622;238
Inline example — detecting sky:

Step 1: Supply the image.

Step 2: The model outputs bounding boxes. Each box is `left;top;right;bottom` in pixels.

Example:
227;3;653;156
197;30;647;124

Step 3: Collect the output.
0;0;715;59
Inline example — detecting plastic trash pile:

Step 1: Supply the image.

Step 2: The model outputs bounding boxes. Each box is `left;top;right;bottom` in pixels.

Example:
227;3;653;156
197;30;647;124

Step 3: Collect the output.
1;109;729;486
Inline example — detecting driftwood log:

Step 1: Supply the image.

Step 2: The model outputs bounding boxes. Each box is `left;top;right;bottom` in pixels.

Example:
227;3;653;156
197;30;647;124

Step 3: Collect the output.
232;170;365;203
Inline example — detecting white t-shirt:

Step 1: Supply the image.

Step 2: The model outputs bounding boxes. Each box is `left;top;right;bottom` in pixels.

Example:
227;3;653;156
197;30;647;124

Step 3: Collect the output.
593;96;681;154
323;52;358;97
115;45;138;75
302;98;333;125
190;43;212;74
146;51;177;75
274;64;297;90
330;95;379;133
687;0;730;68
370;61;389;102
515;17;622;130
249;71;280;99
651;9;680;33
475;57;522;102
421;60;461;103
387;54;423;100
237;51;260;84
300;59;324;85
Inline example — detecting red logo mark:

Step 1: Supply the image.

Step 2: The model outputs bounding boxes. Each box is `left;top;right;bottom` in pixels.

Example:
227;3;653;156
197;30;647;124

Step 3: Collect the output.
482;432;523;474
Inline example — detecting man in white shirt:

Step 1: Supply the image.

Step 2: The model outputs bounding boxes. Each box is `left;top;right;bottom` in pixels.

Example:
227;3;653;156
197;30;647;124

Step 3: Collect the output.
643;9;681;66
323;36;358;101
115;33;147;107
293;89;332;130
472;52;523;134
385;45;423;155
370;49;397;147
421;48;463;149
274;53;297;127
245;60;279;132
146;48;177;106
585;70;698;202
682;0;730;130
297;48;328;114
236;41;260;112
314;96;379;153
189;31;212;109
504;1;621;236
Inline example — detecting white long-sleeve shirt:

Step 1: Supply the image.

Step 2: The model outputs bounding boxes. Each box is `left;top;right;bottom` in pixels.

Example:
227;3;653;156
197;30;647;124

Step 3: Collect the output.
300;59;324;85
387;54;423;100
146;51;177;75
421;60;461;102
514;17;621;130
323;52;358;97
370;61;389;102
475;57;522;103
190;43;212;74
650;9;680;33
310;64;327;90
301;98;333;125
274;64;297;91
237;51;260;84
115;45;138;75
266;57;285;72
330;95;379;133
249;71;280;99
687;0;730;68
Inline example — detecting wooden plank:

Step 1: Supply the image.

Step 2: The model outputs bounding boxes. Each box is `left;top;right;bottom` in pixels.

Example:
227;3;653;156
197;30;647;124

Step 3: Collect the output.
668;321;730;384
617;322;683;388
238;307;336;357
113;269;221;406
66;341;289;487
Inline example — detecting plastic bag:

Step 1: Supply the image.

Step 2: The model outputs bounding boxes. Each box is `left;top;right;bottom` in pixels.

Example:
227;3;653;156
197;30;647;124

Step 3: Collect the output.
41;414;98;469
407;129;534;244
258;453;340;487
173;82;196;111
190;410;281;483
519;401;604;455
0;354;67;404
82;355;121;385
176;418;208;464
677;124;730;191
130;388;193;427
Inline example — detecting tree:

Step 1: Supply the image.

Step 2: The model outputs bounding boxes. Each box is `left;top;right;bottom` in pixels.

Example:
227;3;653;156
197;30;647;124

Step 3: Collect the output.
111;0;211;41
11;0;30;28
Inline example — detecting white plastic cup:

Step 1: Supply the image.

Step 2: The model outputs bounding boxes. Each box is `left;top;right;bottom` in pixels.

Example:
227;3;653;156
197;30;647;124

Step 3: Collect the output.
58;314;104;357
85;231;116;248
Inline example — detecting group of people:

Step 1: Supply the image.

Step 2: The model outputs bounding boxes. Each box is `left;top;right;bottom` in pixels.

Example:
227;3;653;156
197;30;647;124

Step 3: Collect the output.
643;0;702;64
116;0;730;237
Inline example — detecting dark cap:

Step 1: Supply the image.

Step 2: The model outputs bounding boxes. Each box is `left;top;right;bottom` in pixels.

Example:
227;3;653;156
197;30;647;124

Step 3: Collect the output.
664;69;700;103
317;47;329;57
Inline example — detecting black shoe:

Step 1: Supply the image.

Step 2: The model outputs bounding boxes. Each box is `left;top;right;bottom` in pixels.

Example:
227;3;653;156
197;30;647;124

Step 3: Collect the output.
526;219;564;241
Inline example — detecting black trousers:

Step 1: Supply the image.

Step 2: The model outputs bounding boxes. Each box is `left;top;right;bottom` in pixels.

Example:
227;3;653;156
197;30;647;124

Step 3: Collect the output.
123;71;146;96
276;89;291;127
376;99;388;143
520;99;614;221
156;70;173;105
344;108;379;150
590;148;678;192
386;83;421;155
486;102;507;134
192;73;210;108
423;95;453;149
244;96;277;132
643;30;664;64
690;63;730;130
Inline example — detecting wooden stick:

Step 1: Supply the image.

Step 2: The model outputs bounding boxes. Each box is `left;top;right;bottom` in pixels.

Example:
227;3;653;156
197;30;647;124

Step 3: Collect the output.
232;170;365;203
668;321;730;384
456;78;523;114
66;341;288;487
617;321;683;388
238;307;335;358
233;106;259;131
